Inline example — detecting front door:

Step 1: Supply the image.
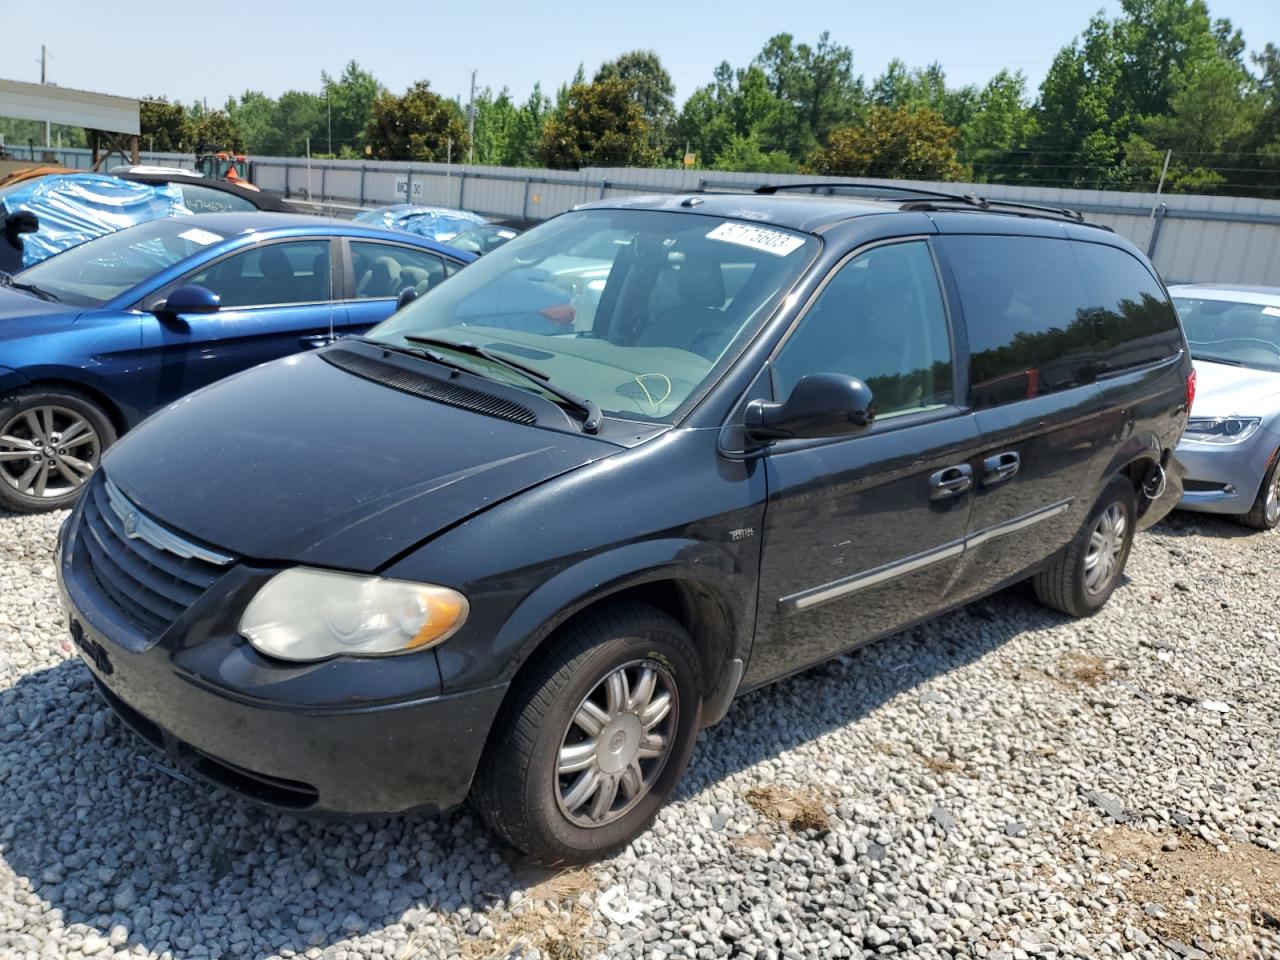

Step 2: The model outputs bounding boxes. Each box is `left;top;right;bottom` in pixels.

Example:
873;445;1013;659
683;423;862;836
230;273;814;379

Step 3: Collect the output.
749;239;981;686
343;239;461;333
137;238;343;410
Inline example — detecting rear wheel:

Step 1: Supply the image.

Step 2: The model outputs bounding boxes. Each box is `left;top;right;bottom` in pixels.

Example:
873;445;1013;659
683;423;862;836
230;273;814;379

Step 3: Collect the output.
471;604;702;865
0;388;114;513
1034;475;1137;617
1237;446;1280;531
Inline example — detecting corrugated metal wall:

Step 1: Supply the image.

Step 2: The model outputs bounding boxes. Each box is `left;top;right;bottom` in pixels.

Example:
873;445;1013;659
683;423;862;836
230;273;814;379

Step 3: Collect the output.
30;146;1280;286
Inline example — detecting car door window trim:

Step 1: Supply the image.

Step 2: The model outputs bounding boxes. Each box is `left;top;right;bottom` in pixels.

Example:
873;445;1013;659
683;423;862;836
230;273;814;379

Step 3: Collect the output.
779;496;1074;613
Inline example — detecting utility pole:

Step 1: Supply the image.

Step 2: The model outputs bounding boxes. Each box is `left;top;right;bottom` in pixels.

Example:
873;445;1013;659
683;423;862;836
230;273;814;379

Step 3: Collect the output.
326;80;333;156
467;69;476;164
40;45;50;149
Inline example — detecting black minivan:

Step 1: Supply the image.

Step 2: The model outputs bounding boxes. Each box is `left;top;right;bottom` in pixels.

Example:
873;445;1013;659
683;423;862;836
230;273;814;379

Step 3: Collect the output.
57;185;1191;863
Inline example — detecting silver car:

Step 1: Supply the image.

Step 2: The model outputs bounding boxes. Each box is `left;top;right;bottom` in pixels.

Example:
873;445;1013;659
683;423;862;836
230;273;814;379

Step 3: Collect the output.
1170;284;1280;529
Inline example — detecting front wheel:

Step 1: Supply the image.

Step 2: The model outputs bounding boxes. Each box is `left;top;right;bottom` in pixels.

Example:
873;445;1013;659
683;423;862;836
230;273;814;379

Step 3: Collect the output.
471;604;702;864
1034;475;1137;617
1237;446;1280;531
0;388;115;513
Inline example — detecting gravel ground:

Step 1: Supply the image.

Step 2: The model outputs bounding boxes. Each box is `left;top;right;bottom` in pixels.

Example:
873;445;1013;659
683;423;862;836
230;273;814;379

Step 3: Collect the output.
1;506;1277;960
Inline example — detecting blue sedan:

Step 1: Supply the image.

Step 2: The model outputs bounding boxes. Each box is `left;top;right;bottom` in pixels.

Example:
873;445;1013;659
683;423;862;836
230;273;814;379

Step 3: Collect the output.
0;212;474;512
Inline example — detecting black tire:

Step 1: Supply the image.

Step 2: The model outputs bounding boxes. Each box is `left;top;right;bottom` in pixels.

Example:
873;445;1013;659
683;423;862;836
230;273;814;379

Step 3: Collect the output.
0;387;115;514
471;603;702;865
1034;475;1137;618
1236;446;1280;531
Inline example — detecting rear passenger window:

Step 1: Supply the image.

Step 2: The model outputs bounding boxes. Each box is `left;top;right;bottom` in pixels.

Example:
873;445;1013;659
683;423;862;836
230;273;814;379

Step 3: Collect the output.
944;236;1099;409
773;241;953;420
1071;242;1182;372
350;242;450;300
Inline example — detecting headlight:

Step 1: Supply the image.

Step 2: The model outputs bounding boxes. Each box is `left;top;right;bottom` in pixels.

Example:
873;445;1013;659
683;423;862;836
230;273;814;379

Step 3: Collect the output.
1182;416;1262;444
239;568;468;662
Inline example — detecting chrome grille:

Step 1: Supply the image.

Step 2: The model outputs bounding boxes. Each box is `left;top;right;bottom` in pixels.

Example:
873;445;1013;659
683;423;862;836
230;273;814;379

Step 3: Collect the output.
77;475;233;636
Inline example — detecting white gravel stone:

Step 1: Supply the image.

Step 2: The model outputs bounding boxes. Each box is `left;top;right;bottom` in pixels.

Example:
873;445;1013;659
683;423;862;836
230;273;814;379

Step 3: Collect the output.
1;507;1278;959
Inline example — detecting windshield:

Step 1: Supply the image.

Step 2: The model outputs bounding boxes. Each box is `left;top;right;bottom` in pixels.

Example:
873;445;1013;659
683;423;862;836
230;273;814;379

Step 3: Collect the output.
1174;296;1280;373
14;217;228;307
369;209;819;424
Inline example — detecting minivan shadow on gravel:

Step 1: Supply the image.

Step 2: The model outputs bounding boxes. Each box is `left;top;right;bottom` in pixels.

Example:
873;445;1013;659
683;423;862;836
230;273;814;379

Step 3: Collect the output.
0;580;1067;958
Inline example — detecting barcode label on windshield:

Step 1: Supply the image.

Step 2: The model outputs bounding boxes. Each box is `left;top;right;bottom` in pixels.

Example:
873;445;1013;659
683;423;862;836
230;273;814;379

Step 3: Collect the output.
1263;306;1280;318
179;227;222;246
706;222;804;257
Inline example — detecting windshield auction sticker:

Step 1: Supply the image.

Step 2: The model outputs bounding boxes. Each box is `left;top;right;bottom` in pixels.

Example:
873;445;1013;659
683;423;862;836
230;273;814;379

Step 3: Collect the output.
178;227;223;246
706;222;805;257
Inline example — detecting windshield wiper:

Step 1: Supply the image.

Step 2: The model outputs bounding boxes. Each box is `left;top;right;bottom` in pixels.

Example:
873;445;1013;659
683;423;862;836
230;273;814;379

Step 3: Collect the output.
404;334;602;433
0;272;59;302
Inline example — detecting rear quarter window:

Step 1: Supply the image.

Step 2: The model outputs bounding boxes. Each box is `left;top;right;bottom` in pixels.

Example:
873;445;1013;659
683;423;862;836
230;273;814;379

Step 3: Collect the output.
943;236;1180;409
1071;242;1182;373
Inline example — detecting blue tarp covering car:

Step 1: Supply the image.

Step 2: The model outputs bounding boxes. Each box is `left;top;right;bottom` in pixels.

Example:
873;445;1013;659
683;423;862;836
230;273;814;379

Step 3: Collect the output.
0;173;192;268
353;204;486;242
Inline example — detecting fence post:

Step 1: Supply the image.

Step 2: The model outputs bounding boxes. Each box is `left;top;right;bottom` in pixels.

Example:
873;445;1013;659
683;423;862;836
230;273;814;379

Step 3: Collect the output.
405;169;413;205
285;163;291;197
1147;202;1168;259
358;164;366;207
320;165;327;204
459;170;467;209
600;179;608;200
522;177;532;220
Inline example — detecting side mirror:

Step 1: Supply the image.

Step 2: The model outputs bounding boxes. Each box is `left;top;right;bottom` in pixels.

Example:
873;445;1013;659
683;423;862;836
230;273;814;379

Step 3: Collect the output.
4;212;38;236
744;373;875;442
395;286;420;311
153;284;220;317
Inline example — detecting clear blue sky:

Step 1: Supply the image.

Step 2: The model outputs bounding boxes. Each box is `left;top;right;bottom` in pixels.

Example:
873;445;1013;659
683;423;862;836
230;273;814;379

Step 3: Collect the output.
2;0;1277;109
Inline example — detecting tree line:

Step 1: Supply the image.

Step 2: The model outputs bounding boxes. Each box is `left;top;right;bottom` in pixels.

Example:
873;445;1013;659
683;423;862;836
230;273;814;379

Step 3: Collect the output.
5;0;1272;196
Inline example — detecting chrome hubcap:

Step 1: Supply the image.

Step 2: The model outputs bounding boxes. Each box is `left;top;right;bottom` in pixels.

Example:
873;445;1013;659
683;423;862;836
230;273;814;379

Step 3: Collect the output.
555;659;677;827
0;405;99;500
1265;470;1280;526
1084;503;1127;594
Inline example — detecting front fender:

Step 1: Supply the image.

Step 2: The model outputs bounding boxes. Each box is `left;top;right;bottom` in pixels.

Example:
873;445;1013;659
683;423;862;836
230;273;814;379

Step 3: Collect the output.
434;536;755;703
0;365;30;396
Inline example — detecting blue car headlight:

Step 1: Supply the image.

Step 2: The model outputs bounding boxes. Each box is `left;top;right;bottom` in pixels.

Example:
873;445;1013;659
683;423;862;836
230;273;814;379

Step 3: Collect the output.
1182;416;1262;444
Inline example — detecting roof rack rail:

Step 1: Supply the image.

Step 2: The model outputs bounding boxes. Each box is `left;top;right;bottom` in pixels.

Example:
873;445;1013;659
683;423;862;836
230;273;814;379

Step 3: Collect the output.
754;181;959;201
753;181;1090;226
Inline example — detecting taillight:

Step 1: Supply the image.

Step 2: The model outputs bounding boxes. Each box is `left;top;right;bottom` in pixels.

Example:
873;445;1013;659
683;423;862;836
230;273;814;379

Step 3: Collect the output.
1186;368;1197;410
539;303;576;326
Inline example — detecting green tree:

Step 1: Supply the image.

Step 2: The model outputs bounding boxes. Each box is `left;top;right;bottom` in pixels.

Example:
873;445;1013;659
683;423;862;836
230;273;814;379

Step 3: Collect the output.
808;106;969;181
753;31;863;156
959;70;1036;182
139;98;189;152
711;133;796;173
363;81;469;162
190;110;246;153
321;60;380;155
538;77;656;169
870;60;976;129
595;50;676;154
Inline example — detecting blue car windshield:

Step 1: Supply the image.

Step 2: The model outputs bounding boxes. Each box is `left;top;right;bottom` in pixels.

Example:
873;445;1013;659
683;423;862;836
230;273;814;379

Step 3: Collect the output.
370;209;819;424
1174;296;1280;373
15;218;229;307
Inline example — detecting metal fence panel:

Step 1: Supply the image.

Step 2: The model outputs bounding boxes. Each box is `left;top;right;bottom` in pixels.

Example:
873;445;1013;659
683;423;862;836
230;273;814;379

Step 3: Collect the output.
11;147;1279;285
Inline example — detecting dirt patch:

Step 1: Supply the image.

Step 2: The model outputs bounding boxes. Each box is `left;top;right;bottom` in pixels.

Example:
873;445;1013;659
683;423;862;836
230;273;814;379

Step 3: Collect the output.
1088;825;1280;957
1060;652;1112;685
745;784;831;833
459;867;598;960
731;832;774;853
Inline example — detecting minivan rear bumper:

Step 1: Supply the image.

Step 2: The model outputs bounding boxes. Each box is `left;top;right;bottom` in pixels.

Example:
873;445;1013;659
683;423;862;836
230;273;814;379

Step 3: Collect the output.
1136;451;1186;531
57;530;507;816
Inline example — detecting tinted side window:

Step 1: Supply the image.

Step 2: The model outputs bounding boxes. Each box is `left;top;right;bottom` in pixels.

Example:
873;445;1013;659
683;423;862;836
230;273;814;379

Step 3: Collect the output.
185;240;331;308
350;241;449;299
1072;242;1181;371
944;236;1097;409
774;241;953;419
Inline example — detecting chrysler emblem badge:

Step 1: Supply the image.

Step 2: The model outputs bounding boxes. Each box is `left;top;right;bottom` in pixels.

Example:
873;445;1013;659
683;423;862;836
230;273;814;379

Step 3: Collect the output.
123;510;141;539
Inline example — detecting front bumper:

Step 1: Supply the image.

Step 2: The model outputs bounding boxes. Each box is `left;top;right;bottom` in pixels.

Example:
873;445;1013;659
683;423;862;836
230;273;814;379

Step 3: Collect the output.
1175;431;1277;516
57;506;507;816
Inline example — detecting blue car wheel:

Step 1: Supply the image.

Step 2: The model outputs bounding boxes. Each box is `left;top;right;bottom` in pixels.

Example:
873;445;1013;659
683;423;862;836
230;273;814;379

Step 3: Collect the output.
0;387;115;513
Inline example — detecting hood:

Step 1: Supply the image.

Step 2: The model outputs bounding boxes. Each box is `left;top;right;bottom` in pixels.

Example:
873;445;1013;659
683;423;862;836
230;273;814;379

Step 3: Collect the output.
0;284;78;326
1191;358;1280;418
102;350;619;571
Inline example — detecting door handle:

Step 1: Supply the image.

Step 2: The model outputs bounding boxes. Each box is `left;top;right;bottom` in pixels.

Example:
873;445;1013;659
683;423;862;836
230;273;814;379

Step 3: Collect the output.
298;334;334;348
982;451;1021;485
929;463;973;500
